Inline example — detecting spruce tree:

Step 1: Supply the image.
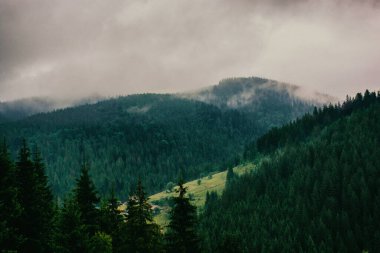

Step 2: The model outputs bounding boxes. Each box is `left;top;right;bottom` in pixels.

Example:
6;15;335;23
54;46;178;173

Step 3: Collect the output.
0;140;22;251
165;179;200;253
226;166;235;185
16;139;35;252
32;147;55;251
74;163;100;236
55;195;89;253
16;140;54;253
123;178;162;253
88;232;112;253
99;188;124;253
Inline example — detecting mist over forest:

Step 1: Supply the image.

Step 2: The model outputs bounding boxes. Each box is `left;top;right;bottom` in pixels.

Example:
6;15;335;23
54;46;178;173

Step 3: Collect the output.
1;1;379;253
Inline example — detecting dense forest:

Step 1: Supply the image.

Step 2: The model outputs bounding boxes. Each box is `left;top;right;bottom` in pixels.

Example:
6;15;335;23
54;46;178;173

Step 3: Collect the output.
0;140;198;253
200;90;380;252
1;89;379;252
0;78;315;199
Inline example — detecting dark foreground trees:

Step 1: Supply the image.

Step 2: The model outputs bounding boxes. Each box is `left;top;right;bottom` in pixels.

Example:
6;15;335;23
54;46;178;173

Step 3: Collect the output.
74;164;100;236
0;140;54;253
16;141;54;253
166;179;200;253
0;141;22;251
121;179;163;253
0;139;202;253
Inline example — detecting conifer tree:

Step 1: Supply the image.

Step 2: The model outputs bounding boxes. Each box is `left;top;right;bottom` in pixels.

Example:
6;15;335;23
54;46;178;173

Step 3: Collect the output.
88;232;112;253
0;140;22;251
32;146;55;251
99;188;124;253
204;191;218;216
74;163;100;235
16;140;54;253
123;178;162;253
55;195;89;253
165;179;200;253
226;166;235;186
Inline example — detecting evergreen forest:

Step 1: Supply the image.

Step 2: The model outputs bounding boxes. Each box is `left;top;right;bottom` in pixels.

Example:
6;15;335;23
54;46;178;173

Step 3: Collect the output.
1;85;379;252
200;90;380;252
0;78;314;200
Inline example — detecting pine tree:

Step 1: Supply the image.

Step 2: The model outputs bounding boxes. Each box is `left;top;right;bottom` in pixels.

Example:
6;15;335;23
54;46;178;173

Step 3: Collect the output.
55;195;89;253
226;166;235;185
32;146;55;252
74;163;100;236
88;232;112;253
165;179;200;253
15;139;35;252
16;140;54;253
123;178;162;253
99;188;124;253
0;140;22;251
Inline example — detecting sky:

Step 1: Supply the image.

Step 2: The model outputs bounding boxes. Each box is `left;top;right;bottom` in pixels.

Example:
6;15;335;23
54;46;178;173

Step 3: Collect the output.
1;0;380;102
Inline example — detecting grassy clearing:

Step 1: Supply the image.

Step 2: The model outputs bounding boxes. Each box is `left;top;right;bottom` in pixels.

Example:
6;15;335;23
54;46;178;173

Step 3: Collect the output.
148;162;255;227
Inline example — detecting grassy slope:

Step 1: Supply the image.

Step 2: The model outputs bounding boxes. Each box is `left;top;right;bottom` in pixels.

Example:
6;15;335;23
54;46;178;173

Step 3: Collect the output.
147;163;255;227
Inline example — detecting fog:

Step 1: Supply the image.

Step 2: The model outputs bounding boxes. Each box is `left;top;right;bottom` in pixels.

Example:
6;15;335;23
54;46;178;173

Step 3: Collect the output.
1;0;379;102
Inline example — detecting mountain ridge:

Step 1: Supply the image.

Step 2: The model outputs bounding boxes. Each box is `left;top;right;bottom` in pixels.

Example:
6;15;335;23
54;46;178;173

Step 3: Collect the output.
0;77;319;199
0;77;335;123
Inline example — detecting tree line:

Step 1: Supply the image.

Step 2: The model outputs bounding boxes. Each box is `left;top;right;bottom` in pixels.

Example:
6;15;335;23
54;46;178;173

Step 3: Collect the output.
0;140;200;253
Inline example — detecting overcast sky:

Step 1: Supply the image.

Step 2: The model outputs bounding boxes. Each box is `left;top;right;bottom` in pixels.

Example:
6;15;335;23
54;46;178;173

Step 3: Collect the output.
1;0;379;101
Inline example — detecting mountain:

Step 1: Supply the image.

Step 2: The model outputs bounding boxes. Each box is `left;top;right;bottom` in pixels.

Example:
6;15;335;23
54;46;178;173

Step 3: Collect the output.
181;77;335;129
0;97;58;123
0;96;103;123
0;78;320;200
199;90;380;252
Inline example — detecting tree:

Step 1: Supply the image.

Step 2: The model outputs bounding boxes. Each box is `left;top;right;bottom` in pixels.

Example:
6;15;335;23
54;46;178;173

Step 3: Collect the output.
99;188;124;253
55;195;89;253
74;163;100;235
16;140;54;253
204;191;218;216
0;140;22;251
32;146;55;251
122;178;162;253
226;166;235;183
165;179;200;253
166;182;175;192
88;232;112;253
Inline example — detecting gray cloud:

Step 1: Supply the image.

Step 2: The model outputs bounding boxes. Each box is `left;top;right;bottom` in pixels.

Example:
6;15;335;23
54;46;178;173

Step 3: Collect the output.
0;0;379;101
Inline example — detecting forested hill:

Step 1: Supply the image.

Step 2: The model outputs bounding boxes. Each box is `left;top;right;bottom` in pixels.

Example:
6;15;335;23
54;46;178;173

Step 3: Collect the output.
182;77;334;129
200;90;380;252
0;79;316;200
0;97;58;123
0;96;102;123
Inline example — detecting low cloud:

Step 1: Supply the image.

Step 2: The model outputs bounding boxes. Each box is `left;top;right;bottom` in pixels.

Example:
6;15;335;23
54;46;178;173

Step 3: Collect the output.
0;0;379;101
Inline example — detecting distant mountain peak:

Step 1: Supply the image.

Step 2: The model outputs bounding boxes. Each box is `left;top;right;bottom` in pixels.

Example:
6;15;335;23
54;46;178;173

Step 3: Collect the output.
180;76;337;109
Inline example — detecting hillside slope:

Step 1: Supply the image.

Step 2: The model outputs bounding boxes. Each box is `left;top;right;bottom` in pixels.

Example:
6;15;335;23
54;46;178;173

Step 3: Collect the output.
200;90;380;253
147;163;255;227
